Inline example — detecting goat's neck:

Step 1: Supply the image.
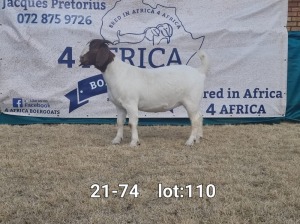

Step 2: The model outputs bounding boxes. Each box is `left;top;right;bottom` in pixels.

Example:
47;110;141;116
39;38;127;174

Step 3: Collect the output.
102;58;131;83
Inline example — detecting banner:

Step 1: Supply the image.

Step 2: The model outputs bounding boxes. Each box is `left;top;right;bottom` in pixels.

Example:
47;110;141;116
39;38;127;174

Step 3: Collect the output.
0;0;288;118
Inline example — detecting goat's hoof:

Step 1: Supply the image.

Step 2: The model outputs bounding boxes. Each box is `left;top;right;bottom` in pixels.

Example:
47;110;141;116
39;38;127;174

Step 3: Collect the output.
112;137;122;145
185;136;201;146
130;141;140;147
185;139;197;146
185;141;194;146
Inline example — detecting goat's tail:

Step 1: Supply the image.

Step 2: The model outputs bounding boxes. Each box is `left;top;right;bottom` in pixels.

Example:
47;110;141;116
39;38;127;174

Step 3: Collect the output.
198;50;209;74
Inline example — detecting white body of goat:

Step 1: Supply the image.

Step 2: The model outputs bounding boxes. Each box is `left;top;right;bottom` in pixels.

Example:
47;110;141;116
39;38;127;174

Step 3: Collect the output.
80;39;209;147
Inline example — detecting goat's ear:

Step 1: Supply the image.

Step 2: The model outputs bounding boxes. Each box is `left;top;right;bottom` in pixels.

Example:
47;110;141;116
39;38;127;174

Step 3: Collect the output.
95;45;110;68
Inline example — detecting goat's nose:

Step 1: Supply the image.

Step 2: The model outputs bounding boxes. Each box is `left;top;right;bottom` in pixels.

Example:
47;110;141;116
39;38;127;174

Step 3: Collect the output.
79;56;84;66
80;55;86;63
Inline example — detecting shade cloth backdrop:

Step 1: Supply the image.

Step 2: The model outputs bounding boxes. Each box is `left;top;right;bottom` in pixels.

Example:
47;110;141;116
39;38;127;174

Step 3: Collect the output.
0;0;291;124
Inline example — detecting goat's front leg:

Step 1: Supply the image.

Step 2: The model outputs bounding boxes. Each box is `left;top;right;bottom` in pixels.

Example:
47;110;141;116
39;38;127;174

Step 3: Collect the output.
126;106;140;147
112;106;127;145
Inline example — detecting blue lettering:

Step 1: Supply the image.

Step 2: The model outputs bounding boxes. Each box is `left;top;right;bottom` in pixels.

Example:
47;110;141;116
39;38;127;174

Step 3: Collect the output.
110;47;182;68
138;48;146;68
167;48;182;65
120;48;135;65
220;104;266;114
149;48;165;68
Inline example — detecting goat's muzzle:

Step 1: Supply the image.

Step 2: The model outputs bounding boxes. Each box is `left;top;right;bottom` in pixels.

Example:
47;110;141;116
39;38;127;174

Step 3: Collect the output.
79;55;89;67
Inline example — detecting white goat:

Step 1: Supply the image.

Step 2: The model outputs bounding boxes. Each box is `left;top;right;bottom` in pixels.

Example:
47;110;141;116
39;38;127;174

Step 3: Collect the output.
80;39;209;147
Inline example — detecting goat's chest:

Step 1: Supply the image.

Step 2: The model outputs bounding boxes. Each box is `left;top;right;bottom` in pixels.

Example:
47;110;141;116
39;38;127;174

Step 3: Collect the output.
107;88;123;107
107;85;138;108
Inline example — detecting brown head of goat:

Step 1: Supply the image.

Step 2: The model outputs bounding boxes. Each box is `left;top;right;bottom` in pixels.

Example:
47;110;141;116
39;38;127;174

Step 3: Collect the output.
80;39;115;72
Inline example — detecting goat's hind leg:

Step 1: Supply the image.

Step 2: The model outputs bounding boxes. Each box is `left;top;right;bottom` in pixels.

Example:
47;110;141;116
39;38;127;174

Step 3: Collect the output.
184;102;202;146
112;106;127;144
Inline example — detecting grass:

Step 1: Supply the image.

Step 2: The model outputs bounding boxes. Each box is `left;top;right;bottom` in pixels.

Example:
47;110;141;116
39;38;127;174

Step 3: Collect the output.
0;122;299;224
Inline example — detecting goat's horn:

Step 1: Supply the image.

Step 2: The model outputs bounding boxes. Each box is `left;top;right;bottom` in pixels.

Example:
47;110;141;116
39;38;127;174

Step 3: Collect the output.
102;39;113;45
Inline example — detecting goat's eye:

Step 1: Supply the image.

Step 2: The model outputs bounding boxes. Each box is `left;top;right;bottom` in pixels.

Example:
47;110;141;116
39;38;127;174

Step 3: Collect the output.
80;45;90;56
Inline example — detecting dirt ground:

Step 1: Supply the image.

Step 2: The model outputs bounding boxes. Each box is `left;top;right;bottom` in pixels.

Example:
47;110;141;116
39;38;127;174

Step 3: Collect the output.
0;122;299;224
